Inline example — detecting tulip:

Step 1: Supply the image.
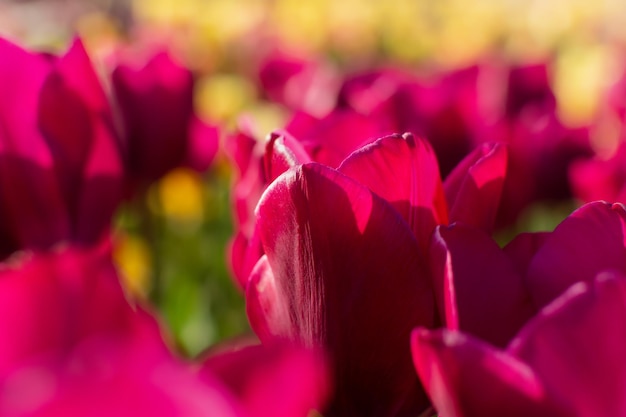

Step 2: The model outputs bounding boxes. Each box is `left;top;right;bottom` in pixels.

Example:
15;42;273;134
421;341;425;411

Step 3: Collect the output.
0;247;242;416
0;37;123;258
336;66;495;177
427;201;626;349
338;134;507;248
257;50;339;117
412;271;626;417
246;162;435;416
111;50;218;189
0;246;329;416
280;61;592;227
245;138;509;416
229;128;507;288
569;141;626;204
504;63;556;118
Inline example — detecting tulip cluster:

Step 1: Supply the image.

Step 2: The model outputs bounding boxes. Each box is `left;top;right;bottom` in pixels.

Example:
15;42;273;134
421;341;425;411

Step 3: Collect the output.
0;37;218;255
0;36;329;416
3;17;626;416
223;50;626;416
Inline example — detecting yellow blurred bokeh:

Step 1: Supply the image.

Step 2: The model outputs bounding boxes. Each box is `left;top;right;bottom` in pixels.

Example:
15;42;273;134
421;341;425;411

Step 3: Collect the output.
113;233;152;299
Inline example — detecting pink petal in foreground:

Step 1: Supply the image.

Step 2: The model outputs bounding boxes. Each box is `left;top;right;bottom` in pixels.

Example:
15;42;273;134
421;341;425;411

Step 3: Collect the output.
411;328;570;417
0;247;246;417
510;273;626;417
338;132;448;252
0;38;69;249
412;273;626;417
201;344;329;417
253;163;434;416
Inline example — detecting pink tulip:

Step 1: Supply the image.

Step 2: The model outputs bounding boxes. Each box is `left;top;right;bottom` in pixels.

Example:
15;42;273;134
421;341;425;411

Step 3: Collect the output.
504;63;556;118
280;61;592;226
337;66;496;176
246;162;435;416
0;247;247;417
228;126;508;288
244;140;509;415
412;271;626;417
570;140;626;204
0;37;123;258
428;201;626;349
257;50;339;117
112;50;218;189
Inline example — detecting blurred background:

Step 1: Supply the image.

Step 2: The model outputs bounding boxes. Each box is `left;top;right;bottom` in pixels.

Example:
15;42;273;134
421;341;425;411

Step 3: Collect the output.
1;0;625;357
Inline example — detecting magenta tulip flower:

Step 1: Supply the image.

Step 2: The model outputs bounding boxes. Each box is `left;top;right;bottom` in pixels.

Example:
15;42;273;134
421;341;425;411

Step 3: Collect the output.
0;247;249;417
0;37;123;258
226;116;385;287
337;66;497;176
336;134;507;256
505;63;556;118
200;343;330;417
111;49;218;189
246;162;435;416
225;123;312;287
498;112;591;225
244;134;509;415
412;271;626;417
429;200;626;349
229;126;508;291
257;50;339;117
285;108;391;168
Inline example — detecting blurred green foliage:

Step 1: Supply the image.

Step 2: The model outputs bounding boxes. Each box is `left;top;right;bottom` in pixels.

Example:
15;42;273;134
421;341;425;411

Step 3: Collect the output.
116;159;251;358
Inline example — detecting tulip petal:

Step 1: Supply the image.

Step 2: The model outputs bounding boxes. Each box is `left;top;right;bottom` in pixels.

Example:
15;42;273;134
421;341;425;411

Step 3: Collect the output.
526;201;626;307
225;123;258;179
51;39;123;243
286;109;387;168
429;224;534;347
338;133;448;252
503;232;550;278
444;142;507;233
263;130;311;184
246;255;293;342
112;50;193;182
202;344;329;417
254;163;433;416
0;38;69;249
186;116;219;172
510;273;626;417
411;328;570;417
